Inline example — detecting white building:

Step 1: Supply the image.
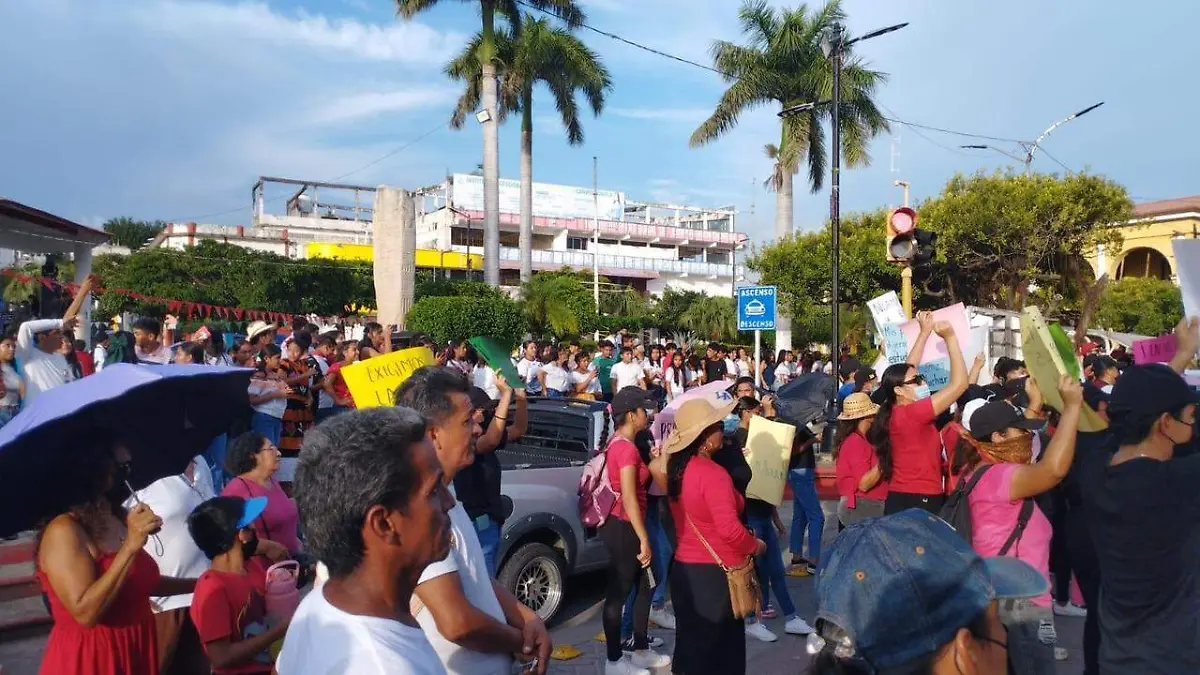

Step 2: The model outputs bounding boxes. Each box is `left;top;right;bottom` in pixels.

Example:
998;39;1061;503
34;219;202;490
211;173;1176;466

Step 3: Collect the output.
152;175;749;297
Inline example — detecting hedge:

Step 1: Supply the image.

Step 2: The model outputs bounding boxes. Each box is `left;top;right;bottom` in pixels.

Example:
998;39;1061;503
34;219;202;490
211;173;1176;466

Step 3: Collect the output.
406;295;528;346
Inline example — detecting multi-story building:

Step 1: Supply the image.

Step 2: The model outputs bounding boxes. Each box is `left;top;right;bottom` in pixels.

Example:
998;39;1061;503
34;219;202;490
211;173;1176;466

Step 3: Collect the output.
416;173;749;295
1087;196;1200;283
153;175;750;297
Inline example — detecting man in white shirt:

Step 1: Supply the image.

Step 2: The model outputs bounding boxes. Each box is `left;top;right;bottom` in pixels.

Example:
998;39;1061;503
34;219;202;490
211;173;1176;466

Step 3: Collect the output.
611;349;646;391
279;406;457;675
395;368;552;675
133;317;173;365
16;275;93;403
516;341;543;396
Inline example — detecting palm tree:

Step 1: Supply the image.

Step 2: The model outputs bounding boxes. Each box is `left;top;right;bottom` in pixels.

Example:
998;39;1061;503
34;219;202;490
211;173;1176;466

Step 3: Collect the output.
397;0;585;288
447;15;611;285
521;274;582;338
680;294;738;342
763;143;799;242
690;0;887;349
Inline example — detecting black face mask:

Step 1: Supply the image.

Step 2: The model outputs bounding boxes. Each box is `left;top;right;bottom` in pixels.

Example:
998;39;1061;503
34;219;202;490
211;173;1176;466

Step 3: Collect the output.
240;530;259;560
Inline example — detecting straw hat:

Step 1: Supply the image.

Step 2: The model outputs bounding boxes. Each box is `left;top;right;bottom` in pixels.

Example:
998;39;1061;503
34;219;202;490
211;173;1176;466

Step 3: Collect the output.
664;397;737;455
838;392;880;420
246;321;276;341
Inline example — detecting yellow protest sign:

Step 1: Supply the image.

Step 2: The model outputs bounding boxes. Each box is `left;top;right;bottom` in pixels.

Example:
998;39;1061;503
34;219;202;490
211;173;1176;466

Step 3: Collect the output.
1020;307;1107;432
745;415;796;506
341;347;435;409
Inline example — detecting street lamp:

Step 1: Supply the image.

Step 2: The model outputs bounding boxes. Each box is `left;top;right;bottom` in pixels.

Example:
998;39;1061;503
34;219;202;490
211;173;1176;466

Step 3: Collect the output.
962;102;1105;175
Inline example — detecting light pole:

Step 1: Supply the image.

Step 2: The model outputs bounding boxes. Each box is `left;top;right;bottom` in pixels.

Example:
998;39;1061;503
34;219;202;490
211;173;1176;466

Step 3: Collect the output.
781;19;907;447
592;156;601;342
962;102;1104;175
893;180;913;319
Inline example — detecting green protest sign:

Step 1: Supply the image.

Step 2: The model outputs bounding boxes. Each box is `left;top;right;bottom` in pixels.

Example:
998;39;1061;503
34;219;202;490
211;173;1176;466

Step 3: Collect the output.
469;336;525;390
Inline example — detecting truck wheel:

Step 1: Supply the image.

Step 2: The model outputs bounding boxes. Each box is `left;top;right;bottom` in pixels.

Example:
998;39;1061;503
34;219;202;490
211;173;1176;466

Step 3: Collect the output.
499;542;567;622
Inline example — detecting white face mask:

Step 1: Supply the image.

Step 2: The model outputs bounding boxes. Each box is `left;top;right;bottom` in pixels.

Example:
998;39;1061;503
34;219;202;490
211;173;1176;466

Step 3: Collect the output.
1101;384;1113;395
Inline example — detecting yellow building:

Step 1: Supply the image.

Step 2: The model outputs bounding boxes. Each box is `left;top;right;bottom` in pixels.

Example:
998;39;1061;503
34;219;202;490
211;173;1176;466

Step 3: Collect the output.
304;243;483;272
1091;196;1200;282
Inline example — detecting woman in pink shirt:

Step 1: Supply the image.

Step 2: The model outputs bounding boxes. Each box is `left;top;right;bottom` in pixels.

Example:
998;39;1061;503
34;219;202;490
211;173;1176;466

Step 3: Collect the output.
220;432;302;556
954;376;1082;674
834;392;887;527
653;397;765;675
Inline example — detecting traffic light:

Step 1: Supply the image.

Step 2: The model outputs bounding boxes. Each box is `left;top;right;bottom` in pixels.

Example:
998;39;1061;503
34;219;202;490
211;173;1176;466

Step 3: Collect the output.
886;207;917;262
886;207;937;267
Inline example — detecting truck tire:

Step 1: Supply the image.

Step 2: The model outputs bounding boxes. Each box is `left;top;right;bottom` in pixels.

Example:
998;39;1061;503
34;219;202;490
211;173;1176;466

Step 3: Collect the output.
498;542;567;622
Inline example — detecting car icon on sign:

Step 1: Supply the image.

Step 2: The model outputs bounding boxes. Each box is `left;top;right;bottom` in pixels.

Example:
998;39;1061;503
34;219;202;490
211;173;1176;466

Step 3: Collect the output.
744;299;767;316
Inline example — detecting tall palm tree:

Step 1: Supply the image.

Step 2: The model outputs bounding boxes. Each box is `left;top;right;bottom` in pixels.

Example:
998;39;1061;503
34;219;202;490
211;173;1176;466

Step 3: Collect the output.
448;15;611;285
690;0;887;349
397;0;585;288
763;143;799;242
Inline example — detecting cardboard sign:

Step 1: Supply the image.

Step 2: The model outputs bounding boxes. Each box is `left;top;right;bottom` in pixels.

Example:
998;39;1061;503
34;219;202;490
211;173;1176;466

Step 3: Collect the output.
468;336;525;390
1020;307;1107;432
867;291;906;330
1174;239;1200;319
880;324;908;366
874;303;978;392
1133;335;1178;365
744;415;796;506
340;347;435;409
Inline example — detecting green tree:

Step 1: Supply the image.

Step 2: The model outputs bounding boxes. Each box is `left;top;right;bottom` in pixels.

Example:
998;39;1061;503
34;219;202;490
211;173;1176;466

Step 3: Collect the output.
1095;277;1184;337
102;217;166;250
521;272;596;339
398;0;585;286
690;0;887;232
407;295;527;345
651;288;704;333
680;295;737;341
918;171;1130;311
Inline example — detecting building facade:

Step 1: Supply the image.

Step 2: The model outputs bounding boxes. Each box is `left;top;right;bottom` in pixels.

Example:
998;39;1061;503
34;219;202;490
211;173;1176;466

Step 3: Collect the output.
1089;196;1200;283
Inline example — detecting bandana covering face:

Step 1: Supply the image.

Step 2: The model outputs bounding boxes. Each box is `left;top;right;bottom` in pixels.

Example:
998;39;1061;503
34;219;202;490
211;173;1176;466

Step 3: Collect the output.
974;431;1034;465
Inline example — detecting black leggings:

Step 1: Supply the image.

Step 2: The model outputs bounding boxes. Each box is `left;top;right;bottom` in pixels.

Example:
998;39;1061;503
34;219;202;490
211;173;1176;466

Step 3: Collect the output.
884;491;945;515
599;517;651;662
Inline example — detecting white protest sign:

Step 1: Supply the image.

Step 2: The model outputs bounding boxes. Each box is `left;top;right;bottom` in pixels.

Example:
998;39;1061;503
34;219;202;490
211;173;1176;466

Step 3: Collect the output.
867;291;907;330
1173;239;1200;319
872;303;981;392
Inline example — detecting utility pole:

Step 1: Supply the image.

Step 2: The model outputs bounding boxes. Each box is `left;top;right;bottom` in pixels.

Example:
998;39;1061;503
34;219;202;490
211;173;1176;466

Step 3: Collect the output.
592;156;600;342
894;180;913;319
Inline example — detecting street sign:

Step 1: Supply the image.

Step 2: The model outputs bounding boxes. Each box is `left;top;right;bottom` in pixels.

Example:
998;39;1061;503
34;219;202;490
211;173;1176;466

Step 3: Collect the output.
737;285;777;331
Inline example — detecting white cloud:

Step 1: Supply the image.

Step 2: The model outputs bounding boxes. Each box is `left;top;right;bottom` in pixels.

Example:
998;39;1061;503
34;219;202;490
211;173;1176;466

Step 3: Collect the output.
307;88;460;125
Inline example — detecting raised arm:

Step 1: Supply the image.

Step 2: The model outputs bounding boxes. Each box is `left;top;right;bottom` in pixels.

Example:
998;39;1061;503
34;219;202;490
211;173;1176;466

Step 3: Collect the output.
929;322;969;416
1011;376;1082;500
62;275;96;325
1168;317;1199;374
477;378;514;455
906;311;935;366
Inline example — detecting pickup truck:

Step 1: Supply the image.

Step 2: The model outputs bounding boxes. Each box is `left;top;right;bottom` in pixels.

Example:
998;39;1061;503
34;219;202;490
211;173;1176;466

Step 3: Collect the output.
493;398;612;622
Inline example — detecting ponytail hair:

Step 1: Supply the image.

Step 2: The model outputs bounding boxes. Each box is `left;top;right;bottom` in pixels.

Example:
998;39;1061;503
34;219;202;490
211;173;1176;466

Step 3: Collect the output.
866;363;912;482
831;419;859;461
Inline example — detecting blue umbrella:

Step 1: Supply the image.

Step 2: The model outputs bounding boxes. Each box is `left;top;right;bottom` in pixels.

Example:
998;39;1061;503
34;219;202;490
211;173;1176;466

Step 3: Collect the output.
0;363;252;537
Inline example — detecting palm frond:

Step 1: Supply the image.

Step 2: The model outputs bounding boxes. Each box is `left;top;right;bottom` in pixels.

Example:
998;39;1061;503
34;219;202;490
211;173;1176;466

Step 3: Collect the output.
395;0;442;20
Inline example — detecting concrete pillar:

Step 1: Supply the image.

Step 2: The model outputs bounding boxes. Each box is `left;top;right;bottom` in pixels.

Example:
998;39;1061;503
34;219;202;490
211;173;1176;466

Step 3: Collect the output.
373;187;416;330
72;244;93;345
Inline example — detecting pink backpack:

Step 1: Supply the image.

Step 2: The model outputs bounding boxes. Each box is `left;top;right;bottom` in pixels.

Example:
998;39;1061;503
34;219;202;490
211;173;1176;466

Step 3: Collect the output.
578;442;620;528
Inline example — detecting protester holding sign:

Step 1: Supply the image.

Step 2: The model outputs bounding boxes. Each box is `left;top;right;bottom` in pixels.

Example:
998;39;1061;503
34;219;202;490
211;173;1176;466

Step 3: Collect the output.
869;316;970;515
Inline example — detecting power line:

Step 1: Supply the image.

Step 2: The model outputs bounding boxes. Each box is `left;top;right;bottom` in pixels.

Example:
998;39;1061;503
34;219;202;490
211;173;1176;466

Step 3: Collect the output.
167;121;448;223
1036;146;1075;174
878;104;973;156
880;116;1027;144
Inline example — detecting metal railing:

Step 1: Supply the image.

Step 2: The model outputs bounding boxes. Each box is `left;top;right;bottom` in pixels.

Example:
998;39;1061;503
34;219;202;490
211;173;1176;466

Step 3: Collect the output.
496;247;745;277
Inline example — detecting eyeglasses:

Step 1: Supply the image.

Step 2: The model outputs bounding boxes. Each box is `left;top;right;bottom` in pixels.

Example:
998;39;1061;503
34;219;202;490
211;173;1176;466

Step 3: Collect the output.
903;375;926;386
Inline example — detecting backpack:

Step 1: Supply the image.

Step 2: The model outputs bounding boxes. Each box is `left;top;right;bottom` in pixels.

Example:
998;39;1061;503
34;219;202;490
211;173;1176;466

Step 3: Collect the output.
939;464;1035;557
578;442;621;529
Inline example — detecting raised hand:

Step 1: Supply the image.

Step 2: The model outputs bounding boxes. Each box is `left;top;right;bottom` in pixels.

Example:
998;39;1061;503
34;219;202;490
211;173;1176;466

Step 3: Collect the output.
124;504;162;551
1057;375;1083;406
933;321;955;339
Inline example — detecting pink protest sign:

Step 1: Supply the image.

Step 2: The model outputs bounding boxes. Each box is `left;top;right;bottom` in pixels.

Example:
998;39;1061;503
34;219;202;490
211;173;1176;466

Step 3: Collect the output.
898;303;971;364
1133;335;1177;365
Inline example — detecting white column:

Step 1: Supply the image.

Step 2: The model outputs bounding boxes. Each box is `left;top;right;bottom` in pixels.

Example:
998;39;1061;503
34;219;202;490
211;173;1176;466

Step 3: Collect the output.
72;244;93;345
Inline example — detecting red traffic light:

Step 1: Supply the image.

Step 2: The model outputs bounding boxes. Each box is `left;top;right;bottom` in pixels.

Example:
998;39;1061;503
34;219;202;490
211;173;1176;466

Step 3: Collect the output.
889;207;917;235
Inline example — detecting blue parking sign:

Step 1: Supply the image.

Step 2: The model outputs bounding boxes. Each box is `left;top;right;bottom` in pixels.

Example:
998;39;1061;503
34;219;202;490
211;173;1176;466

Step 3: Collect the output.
737;286;777;331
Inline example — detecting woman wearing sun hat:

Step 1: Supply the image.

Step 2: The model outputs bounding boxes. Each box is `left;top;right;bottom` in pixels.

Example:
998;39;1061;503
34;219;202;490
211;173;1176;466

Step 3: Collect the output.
651;397;765;675
834;392;887;528
808;509;1048;675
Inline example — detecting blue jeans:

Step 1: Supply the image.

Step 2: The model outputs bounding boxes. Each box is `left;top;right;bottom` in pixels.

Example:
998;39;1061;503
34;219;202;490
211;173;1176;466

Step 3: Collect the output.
474;516;502;577
251;412;283;448
203;433;229;491
621;498;672;637
546;389;563;399
788;469;825;564
747;514;796;618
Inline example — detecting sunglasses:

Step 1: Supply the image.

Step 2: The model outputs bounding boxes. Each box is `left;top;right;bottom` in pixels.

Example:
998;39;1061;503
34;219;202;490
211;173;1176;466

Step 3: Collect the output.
903;375;926;386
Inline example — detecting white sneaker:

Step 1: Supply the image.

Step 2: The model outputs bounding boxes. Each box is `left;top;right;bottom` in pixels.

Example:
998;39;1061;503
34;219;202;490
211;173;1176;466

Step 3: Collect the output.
649;607;677;630
1054;647;1069;661
784;616;814;635
1037;619;1058;645
630;649;672;669
1053;601;1087;618
745;621;778;642
605;657;650;675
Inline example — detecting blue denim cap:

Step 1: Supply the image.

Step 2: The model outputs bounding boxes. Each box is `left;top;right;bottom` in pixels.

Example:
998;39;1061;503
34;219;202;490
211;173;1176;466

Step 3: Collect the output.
815;509;1048;672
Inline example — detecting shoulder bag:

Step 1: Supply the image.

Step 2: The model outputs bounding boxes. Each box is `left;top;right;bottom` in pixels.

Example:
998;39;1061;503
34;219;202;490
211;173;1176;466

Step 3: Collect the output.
686;515;762;619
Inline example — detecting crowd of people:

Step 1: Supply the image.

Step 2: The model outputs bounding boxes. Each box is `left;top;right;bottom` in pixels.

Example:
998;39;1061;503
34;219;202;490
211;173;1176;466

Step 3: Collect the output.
8;274;1200;675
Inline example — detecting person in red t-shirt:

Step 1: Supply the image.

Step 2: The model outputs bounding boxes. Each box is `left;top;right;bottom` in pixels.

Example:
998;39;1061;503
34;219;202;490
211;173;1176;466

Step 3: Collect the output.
187;496;291;675
598;387;672;674
868;312;970;515
324;341;359;411
834;392;887;527
652;396;765;675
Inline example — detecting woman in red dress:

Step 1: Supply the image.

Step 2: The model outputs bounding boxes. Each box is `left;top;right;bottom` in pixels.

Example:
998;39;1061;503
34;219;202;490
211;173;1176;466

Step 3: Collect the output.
37;432;196;675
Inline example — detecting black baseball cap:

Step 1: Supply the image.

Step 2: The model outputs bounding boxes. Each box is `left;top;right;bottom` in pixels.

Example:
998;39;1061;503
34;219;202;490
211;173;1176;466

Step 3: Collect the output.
1108;364;1197;423
969;400;1044;441
612;387;656;417
839;358;862;380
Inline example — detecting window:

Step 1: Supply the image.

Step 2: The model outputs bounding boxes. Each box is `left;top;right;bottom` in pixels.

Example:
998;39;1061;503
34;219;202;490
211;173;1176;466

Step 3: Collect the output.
450;227;483;247
567;236;588;250
598;238;618;246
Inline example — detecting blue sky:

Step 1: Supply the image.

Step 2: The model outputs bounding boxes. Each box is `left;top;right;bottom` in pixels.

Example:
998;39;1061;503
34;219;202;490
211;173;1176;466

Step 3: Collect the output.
1;0;1196;246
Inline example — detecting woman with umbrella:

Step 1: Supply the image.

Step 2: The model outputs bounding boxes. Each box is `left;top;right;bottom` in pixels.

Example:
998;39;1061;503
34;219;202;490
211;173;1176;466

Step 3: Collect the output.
36;430;197;675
